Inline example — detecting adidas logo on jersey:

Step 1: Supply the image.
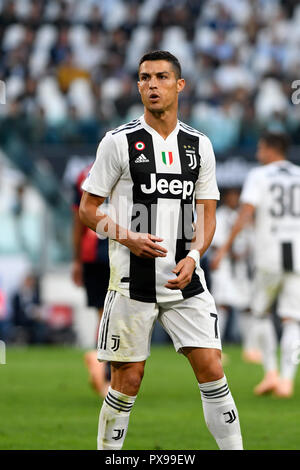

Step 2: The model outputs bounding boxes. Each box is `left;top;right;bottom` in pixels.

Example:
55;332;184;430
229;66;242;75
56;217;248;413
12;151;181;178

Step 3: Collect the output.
135;154;149;163
141;173;194;200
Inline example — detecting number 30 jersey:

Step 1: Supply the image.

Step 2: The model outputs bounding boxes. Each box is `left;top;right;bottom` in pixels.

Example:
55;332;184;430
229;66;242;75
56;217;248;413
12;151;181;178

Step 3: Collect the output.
240;160;300;274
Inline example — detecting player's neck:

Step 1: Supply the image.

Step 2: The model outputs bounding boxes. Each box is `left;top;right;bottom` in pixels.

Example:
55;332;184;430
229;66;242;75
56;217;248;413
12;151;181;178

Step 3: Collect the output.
267;155;286;165
143;108;178;140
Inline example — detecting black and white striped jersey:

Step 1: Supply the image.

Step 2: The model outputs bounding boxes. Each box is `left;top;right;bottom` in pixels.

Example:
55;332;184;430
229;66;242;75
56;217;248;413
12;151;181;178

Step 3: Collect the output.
82;115;220;303
240;160;300;274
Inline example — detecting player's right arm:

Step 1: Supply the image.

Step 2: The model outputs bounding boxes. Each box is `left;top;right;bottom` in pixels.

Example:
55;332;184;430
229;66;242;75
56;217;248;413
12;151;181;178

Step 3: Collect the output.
79;191;167;259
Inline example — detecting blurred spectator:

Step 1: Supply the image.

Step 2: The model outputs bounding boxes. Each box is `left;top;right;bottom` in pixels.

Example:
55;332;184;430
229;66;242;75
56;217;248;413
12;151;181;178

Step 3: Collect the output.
0;1;17;26
191;98;241;153
0;0;299;150
239;102;262;150
11;273;48;344
59;105;101;144
50;27;71;66
56;52;90;93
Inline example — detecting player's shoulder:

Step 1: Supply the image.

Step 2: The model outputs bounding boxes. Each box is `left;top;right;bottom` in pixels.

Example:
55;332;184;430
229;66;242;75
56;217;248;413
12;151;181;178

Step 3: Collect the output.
283;161;300;175
178;120;207;139
259;161;300;179
109;118;143;137
245;164;266;181
179;121;216;161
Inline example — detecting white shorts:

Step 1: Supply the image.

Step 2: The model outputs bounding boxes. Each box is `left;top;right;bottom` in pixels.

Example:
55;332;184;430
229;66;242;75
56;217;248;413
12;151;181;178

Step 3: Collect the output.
251;270;300;320
97;289;222;362
211;261;252;310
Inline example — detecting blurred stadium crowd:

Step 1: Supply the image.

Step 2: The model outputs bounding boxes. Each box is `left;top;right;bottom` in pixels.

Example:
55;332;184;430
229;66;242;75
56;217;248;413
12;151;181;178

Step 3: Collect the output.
1;0;300;151
1;0;300;347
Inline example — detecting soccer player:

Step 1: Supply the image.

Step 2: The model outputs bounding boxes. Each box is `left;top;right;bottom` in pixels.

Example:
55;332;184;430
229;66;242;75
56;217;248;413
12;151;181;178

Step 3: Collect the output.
72;165;110;397
210;187;261;363
79;51;243;450
212;132;300;397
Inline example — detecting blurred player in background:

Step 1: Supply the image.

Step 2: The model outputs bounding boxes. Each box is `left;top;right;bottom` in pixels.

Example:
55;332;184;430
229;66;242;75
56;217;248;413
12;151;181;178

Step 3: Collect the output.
80;50;243;450
212;132;300;398
210;187;261;363
72;165;110;397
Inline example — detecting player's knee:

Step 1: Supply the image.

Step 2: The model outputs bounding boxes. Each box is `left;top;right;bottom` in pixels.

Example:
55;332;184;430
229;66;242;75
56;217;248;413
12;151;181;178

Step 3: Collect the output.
111;362;144;396
195;351;223;383
199;362;224;383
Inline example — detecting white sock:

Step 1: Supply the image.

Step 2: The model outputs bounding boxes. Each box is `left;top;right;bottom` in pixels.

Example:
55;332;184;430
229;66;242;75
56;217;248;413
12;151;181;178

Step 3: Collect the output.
97;386;136;450
257;317;278;372
280;320;300;380
199;376;243;450
239;311;259;351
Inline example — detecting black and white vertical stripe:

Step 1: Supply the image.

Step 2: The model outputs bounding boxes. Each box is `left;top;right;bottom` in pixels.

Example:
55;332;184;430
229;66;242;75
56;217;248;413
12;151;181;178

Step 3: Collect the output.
105;390;135;413
200;383;230;400
127;128;158;303
99;290;116;350
175;130;203;298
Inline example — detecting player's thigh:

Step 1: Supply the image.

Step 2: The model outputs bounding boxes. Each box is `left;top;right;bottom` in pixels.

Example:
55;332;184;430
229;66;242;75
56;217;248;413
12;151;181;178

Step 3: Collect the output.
158;290;222;353
277;273;300;321
251;270;282;316
98;291;158;362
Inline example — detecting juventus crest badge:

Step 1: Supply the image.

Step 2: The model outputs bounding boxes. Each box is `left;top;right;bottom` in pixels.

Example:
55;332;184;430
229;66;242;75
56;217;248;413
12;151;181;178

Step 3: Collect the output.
111;335;120;352
184;145;197;170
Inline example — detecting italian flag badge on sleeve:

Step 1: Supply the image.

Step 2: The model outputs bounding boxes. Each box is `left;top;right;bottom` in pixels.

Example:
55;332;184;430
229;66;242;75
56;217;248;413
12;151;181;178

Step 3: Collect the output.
161;151;173;167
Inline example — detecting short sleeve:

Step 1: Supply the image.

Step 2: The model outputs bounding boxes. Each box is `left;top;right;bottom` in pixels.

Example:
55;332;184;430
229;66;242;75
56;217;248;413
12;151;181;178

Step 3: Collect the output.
195;136;220;200
240;169;263;207
81;133;122;197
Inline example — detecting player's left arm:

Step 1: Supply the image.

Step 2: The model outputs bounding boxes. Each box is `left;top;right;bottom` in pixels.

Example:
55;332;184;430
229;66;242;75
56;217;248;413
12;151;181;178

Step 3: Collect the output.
165;199;217;290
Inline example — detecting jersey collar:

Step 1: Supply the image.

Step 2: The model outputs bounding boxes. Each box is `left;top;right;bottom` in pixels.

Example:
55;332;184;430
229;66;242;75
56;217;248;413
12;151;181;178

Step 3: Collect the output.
140;114;180;142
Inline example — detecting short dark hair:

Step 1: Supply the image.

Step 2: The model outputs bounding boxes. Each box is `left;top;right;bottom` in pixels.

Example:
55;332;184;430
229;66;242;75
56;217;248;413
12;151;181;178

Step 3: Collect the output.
260;131;290;155
139;50;182;79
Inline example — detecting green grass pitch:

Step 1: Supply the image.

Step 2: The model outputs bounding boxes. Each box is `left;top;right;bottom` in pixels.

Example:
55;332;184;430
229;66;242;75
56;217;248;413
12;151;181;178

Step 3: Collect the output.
0;344;299;450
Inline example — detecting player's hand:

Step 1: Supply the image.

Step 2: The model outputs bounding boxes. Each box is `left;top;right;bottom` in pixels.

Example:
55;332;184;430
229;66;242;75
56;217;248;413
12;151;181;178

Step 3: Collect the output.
165;257;195;290
210;246;227;270
72;260;83;286
124;232;168;259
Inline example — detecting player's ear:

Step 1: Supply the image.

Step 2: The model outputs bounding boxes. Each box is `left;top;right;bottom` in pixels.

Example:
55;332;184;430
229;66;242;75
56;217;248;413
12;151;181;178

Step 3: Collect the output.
177;78;185;94
137;79;142;95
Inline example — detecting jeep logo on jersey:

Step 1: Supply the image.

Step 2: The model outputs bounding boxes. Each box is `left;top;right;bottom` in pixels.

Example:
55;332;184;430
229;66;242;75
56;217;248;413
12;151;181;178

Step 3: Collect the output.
162;151;173;166
140;173;194;200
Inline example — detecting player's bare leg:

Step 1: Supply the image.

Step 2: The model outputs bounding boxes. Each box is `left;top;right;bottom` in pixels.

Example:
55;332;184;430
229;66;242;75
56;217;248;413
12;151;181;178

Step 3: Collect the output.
85;307;110;398
97;361;145;450
240;310;262;364
253;316;279;395
84;351;110;397
183;347;243;450
273;318;300;398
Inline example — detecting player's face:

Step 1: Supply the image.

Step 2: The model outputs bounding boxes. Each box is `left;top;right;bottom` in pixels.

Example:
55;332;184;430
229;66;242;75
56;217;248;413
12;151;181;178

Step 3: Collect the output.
138;60;185;113
256;140;271;165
